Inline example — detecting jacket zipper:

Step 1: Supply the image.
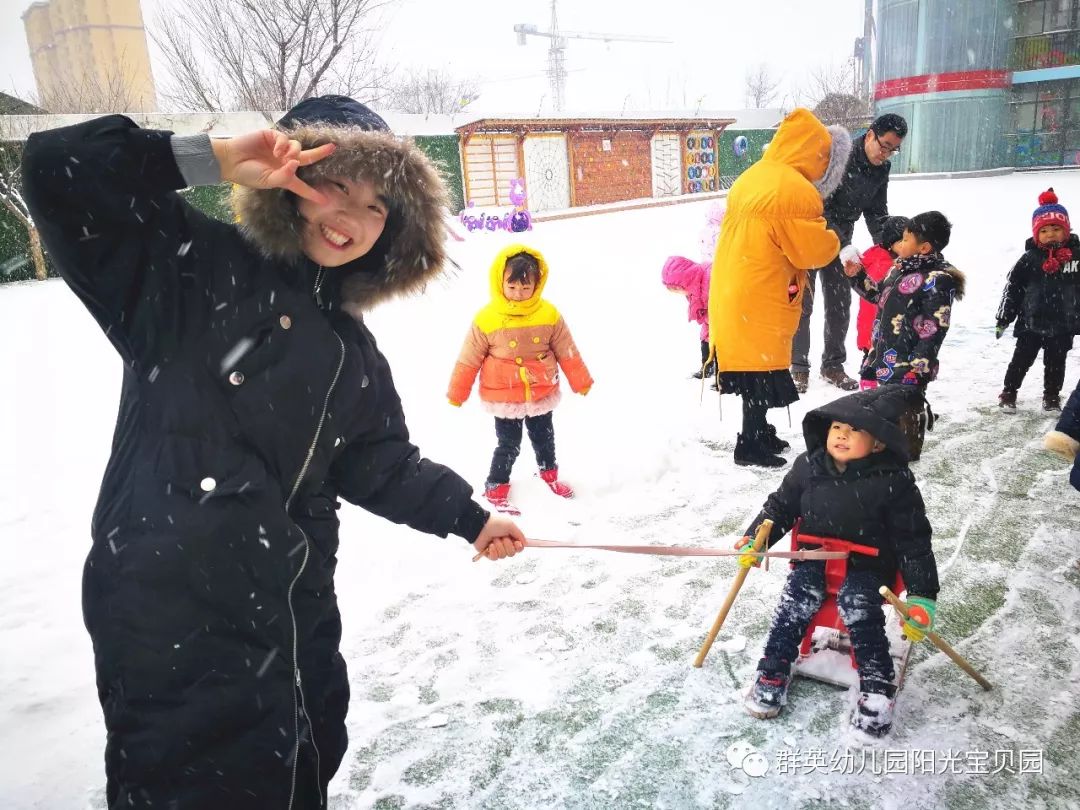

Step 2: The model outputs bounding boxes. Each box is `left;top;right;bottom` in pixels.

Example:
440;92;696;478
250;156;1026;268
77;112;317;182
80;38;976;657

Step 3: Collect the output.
283;315;346;810
312;267;326;310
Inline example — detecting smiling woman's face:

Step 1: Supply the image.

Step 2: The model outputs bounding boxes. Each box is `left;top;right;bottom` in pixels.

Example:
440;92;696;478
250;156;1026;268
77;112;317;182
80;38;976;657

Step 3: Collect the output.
296;177;388;267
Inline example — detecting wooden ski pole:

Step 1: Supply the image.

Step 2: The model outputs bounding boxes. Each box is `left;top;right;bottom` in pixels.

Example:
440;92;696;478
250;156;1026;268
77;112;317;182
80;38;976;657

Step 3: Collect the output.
693;519;773;668
880;586;992;692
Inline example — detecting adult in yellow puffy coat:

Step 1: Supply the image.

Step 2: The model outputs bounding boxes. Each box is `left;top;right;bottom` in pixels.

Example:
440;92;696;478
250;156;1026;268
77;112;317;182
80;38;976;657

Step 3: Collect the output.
709;107;849;467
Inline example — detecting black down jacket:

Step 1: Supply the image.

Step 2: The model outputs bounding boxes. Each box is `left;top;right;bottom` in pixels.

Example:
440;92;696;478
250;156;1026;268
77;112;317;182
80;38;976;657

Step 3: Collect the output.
22;104;489;810
996;234;1080;338
744;385;940;599
822;132;892;246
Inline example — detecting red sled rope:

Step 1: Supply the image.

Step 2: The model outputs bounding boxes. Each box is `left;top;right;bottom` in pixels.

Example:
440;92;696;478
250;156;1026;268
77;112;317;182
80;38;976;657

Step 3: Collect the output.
471;536;847;563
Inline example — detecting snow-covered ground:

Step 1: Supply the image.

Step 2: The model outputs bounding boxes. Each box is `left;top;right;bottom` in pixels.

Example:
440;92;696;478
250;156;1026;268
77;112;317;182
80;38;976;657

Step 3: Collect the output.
2;172;1079;809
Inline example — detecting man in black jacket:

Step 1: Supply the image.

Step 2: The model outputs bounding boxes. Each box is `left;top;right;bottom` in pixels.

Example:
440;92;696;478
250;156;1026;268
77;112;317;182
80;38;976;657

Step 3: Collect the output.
791;113;907;393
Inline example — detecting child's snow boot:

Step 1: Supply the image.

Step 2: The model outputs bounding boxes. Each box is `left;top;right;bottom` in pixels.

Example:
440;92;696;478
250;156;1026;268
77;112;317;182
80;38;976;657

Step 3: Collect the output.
744;657;791;719
692;341;716;379
692;361;717;379
850;679;897;738
734;433;787;468
484;483;520;515
998;389;1017;412
539;467;574;498
1044;392;1062;412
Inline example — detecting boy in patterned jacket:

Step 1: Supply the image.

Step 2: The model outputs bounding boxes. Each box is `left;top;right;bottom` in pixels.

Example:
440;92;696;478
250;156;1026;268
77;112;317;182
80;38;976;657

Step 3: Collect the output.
448;245;593;513
843;211;964;460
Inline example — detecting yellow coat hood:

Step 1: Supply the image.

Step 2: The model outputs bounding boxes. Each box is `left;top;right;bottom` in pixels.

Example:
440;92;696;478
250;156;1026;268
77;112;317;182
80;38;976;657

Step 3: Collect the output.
486;243;550;317
763;107;850;196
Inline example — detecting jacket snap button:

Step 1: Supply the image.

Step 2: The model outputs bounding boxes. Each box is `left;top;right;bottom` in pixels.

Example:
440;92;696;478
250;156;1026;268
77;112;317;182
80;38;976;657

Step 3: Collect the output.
199;477;216;492
533;336;540;343
229;371;245;386
515;357;523;364
279;314;292;329
509;340;517;348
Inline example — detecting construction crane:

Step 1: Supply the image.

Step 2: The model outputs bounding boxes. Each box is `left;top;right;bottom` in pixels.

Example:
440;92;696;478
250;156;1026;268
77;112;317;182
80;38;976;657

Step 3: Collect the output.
514;0;671;112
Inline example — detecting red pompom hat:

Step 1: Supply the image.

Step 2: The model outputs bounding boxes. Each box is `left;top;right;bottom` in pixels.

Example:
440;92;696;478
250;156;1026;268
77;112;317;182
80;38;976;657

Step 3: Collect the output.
1032;187;1071;241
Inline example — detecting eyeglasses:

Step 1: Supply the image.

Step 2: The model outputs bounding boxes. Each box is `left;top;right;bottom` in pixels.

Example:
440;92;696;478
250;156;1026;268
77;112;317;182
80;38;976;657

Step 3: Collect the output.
874;134;902;155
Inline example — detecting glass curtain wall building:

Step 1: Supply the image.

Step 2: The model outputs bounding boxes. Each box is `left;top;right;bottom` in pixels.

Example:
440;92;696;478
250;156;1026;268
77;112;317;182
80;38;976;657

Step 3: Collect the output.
875;0;1012;173
875;1;1080;170
1009;0;1080;167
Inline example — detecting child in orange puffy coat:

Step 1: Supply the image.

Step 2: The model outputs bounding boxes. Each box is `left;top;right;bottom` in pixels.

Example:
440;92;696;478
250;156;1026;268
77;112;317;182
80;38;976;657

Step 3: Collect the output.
447;244;593;513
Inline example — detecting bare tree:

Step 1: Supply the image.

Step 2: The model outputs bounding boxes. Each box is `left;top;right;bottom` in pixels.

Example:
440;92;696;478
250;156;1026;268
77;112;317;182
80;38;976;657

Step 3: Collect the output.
801;60;871;127
151;0;396;114
382;68;479;115
744;63;780;109
814;92;869;128
0;143;47;281
30;55;145;114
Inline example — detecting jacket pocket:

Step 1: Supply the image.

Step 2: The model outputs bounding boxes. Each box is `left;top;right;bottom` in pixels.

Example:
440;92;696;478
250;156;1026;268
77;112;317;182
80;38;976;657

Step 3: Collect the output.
155;435;267;500
213;309;292;384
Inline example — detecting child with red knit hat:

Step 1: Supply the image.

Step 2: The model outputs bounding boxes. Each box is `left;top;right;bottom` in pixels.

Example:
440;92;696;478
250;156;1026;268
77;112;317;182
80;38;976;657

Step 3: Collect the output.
995;188;1080;412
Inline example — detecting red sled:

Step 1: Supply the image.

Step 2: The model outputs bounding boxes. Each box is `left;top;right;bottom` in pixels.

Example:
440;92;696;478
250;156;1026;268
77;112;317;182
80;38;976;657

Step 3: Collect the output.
789;522;913;691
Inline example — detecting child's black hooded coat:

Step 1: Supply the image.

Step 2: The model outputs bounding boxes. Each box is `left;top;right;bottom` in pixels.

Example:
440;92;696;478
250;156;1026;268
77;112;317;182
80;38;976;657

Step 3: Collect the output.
744;386;939;598
22;97;488;809
996;234;1080;337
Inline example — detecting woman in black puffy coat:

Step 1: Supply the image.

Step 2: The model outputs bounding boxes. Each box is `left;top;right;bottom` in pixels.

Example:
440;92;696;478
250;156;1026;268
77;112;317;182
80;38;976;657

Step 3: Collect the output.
22;96;524;810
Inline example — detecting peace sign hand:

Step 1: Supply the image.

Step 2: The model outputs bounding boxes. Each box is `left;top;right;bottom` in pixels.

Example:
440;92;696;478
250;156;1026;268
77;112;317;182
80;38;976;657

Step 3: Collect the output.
211;130;336;204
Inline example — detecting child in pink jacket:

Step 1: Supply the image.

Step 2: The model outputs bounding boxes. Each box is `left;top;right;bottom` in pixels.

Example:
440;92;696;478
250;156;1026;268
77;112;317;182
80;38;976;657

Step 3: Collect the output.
664;201;724;378
662;256;713;378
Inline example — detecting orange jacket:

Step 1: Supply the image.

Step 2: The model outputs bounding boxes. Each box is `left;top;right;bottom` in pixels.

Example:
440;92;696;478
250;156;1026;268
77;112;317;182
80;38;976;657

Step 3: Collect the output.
448;244;592;413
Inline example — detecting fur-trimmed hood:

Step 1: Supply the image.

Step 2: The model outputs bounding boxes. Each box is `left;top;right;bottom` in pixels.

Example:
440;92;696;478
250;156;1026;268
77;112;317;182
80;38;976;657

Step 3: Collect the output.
232;98;450;315
761;108;851;200
944;263;966;300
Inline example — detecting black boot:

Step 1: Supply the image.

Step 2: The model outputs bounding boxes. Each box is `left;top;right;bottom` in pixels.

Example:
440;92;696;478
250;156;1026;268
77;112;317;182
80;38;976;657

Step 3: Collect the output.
850;678;897;737
761;424;790;453
734;432;787;467
744;657;792;719
692;341;716;379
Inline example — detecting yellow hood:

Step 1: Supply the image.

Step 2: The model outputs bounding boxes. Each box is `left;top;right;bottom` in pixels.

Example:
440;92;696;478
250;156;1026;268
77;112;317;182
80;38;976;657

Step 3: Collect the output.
487;243;550;317
764;107;852;199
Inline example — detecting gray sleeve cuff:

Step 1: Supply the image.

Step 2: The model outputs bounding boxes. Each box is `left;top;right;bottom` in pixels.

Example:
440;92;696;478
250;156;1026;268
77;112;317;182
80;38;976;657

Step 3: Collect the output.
170;134;222;187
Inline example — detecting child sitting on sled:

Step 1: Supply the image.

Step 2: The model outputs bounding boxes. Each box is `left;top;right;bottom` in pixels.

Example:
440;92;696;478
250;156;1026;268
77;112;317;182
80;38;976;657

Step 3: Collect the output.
736;385;941;737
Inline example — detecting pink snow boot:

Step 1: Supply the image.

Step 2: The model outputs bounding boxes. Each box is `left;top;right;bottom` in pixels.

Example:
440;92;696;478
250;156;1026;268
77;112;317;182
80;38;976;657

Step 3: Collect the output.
539;467;574;498
484;483;520;515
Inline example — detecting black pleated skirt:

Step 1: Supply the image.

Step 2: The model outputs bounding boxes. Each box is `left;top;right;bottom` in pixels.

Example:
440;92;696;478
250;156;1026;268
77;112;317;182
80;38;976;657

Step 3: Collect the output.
716;370;799;408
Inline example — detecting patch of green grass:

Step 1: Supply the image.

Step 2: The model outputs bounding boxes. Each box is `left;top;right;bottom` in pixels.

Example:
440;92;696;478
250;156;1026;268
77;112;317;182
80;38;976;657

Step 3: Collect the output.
372;795;406;809
402;751;455;786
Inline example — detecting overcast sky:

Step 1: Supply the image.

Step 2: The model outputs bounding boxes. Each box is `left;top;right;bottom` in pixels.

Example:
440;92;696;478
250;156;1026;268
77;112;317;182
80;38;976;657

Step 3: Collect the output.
1;0;866;114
